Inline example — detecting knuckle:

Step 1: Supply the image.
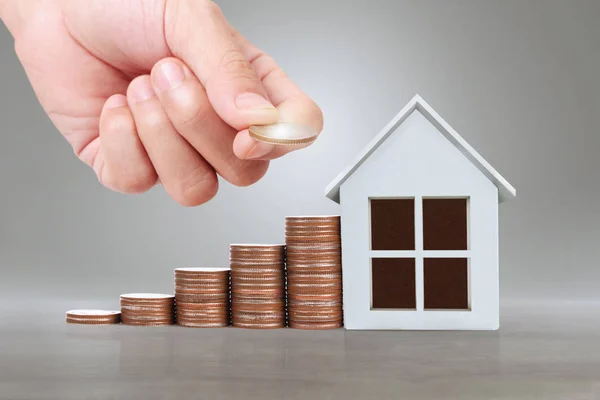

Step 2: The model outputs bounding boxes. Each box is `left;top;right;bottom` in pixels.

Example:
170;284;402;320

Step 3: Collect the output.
140;109;168;132
219;49;255;79
173;167;219;206
173;90;212;130
227;162;269;187
250;53;286;80
108;170;156;195
119;177;154;194
250;52;274;66
261;64;286;82
102;112;134;135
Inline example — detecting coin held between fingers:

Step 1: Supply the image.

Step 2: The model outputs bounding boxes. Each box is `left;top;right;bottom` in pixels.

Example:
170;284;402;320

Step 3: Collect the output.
248;122;319;146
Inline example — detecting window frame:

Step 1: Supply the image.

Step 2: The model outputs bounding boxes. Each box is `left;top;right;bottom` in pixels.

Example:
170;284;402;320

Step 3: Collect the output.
369;195;472;311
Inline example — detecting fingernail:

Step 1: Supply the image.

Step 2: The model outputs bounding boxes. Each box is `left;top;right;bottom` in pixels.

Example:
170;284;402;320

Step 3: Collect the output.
105;95;127;110
235;92;276;111
245;141;274;159
154;62;185;93
129;79;155;103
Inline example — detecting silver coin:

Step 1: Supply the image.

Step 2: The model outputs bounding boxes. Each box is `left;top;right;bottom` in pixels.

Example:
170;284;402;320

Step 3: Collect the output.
174;267;230;273
120;293;174;300
249;122;319;145
230;244;285;249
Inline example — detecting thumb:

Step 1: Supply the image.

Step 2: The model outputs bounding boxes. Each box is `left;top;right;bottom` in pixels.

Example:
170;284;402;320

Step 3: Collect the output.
164;0;279;131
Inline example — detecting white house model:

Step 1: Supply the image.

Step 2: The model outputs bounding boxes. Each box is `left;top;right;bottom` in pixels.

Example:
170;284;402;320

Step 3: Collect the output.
325;95;516;330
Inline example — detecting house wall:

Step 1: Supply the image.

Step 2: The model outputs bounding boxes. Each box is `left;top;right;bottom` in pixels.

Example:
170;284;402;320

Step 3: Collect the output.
340;110;499;330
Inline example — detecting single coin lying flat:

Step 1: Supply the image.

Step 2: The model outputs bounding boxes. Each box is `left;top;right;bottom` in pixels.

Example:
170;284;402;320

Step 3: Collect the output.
174;267;230;273
120;293;174;300
249;122;318;145
66;309;120;317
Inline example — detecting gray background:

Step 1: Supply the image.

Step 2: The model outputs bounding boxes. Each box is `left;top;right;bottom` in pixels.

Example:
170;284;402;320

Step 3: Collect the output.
1;0;599;303
1;1;600;399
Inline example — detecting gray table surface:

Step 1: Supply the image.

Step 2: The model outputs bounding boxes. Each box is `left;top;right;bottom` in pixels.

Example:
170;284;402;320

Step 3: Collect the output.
0;299;598;400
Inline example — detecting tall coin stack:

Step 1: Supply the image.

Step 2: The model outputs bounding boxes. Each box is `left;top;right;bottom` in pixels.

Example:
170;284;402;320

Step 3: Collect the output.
120;293;176;326
230;244;286;329
174;267;231;328
285;216;344;330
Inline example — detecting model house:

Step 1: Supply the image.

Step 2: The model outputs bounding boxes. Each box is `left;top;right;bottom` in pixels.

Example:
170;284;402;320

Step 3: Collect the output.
325;95;516;330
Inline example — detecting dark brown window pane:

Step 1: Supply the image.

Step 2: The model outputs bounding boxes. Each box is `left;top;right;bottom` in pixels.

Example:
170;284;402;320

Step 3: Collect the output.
423;198;468;250
424;258;469;310
372;258;416;309
370;199;415;250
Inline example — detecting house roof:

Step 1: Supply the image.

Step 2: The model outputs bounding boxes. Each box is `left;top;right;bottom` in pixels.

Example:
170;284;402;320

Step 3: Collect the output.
324;94;516;204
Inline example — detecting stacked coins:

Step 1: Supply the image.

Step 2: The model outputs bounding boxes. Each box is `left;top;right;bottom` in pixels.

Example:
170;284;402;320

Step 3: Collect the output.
174;267;231;328
230;244;286;329
119;293;175;326
65;310;121;325
285;216;344;329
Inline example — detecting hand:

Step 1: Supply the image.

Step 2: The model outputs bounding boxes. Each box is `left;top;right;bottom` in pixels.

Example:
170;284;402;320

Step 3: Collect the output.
1;0;323;206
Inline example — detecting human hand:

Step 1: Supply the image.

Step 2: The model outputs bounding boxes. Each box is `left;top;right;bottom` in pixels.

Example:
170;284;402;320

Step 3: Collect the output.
1;0;323;206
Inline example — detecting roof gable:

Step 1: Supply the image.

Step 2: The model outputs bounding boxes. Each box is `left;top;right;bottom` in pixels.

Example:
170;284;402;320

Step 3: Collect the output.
325;94;516;204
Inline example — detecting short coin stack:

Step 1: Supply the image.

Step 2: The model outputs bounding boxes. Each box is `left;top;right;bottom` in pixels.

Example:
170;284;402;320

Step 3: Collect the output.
65;309;121;325
174;267;231;328
230;244;286;329
120;293;175;326
285;216;344;329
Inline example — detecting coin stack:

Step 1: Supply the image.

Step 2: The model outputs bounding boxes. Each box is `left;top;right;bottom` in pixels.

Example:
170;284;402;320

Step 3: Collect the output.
119;293;176;326
174;267;231;328
65;309;121;325
285;216;344;329
230;244;286;329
